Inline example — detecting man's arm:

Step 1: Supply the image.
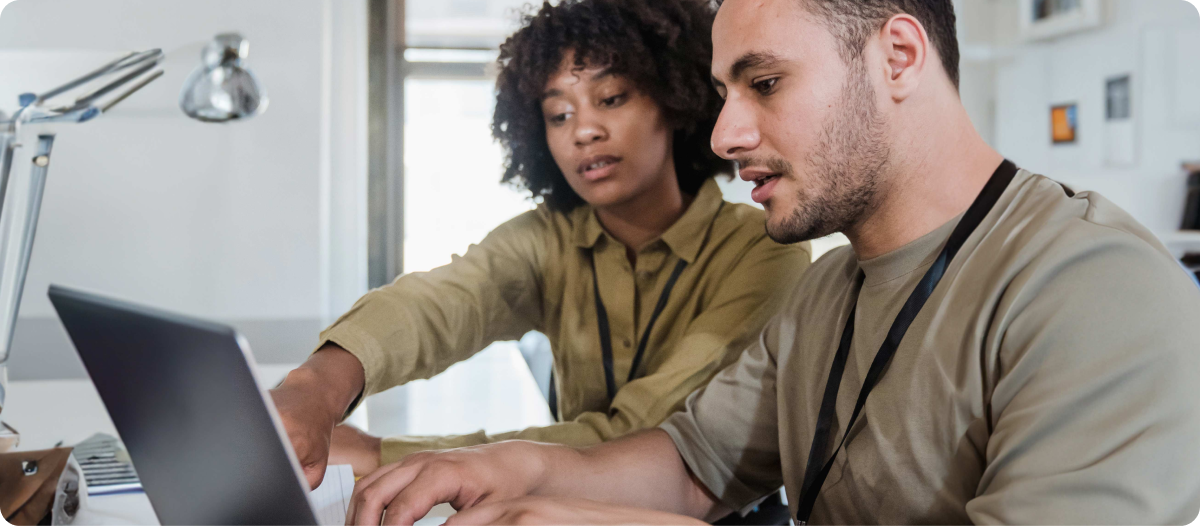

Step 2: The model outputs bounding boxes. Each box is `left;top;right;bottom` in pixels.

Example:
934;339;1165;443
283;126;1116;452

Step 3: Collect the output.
966;228;1200;523
345;430;726;526
344;307;795;525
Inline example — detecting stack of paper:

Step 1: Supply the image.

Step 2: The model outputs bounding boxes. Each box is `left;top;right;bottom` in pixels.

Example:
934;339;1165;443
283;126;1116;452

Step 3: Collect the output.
311;464;356;526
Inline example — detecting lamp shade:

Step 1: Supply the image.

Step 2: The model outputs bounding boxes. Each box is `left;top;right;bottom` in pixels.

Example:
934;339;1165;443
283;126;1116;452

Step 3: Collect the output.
179;33;268;123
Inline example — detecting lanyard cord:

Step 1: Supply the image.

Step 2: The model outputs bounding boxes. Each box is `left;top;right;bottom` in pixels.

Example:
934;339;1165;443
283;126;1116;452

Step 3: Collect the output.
591;254;688;402
794;160;1019;525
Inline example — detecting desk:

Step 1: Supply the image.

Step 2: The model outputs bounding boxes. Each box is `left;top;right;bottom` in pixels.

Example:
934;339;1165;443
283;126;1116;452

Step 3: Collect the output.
6;377;165;525
4;366;397;525
3;345;550;525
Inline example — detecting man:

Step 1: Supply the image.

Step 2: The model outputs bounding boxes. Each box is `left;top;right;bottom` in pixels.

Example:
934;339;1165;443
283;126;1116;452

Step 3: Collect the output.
341;0;1200;524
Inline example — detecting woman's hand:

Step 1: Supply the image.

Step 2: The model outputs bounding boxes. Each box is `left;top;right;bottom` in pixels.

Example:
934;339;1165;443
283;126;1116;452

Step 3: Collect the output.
345;440;553;526
269;345;365;489
330;424;383;477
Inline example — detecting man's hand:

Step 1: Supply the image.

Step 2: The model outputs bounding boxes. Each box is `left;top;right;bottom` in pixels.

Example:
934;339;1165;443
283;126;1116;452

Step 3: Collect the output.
270;344;366;489
330;424;383;477
444;496;706;526
345;441;552;526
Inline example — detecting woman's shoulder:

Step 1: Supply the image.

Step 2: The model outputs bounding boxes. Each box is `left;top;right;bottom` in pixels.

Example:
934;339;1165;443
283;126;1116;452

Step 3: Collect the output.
481;202;588;254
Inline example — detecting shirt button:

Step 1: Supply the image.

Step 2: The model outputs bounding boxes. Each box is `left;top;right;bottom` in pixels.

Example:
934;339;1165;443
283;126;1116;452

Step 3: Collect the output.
638;271;653;280
623;339;632;348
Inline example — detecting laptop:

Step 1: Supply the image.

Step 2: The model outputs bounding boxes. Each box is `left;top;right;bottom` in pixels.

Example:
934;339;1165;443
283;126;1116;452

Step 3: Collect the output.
48;284;323;525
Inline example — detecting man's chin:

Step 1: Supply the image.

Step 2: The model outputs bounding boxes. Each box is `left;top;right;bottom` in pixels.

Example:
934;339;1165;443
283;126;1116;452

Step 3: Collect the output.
765;214;831;245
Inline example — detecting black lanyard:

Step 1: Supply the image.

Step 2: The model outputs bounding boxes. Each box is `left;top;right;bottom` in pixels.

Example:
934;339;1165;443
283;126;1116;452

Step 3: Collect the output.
794;160;1018;525
591;254;688;401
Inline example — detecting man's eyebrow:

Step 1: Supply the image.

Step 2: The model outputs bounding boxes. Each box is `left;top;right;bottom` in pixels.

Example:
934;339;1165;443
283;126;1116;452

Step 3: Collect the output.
728;51;784;82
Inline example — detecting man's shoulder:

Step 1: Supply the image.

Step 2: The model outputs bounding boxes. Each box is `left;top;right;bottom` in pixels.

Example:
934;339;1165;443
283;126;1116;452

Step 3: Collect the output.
986;170;1178;275
970;170;1200;341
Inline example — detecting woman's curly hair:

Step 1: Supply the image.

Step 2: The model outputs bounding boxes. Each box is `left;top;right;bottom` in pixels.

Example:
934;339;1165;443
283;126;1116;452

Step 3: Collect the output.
493;0;731;212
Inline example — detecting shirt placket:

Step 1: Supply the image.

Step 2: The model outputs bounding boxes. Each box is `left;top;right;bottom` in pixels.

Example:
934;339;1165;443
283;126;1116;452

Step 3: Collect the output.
630;244;669;379
594;238;639;390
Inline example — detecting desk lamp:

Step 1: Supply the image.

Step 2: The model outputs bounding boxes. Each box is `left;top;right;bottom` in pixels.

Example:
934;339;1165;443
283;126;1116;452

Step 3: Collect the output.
0;50;164;451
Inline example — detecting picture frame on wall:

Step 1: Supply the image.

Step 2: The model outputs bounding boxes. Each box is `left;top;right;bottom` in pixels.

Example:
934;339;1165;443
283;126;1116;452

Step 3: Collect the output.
1018;0;1103;41
1051;103;1079;145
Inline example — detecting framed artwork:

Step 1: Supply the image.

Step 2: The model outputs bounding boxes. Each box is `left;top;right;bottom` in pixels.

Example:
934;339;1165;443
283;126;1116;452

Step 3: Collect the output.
1019;0;1103;41
1051;103;1078;144
1104;75;1136;165
1105;75;1131;121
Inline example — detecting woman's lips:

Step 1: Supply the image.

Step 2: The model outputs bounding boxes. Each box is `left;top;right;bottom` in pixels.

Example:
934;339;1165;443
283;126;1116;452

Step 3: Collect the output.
578;155;622;182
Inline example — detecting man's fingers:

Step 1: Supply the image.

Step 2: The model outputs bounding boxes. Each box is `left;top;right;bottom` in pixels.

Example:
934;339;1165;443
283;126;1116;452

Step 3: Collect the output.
345;458;411;522
380;470;468;526
443;502;507;526
347;463;423;525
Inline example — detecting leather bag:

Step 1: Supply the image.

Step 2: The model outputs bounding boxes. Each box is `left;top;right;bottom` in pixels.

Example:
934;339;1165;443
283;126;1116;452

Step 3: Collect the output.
0;448;80;525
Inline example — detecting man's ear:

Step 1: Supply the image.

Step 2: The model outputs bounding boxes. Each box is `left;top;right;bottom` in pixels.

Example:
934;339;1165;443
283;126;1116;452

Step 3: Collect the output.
877;14;929;102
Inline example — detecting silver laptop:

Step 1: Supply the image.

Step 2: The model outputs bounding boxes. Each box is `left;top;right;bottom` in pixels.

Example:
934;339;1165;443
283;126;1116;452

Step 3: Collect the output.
48;284;321;525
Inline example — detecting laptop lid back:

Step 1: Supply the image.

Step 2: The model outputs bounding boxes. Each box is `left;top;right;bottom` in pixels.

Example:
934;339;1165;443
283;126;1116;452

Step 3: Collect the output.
48;285;317;526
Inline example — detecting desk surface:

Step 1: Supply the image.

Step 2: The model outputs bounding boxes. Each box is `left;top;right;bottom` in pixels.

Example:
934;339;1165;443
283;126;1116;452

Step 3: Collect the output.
4;367;296;525
3;346;550;525
2;365;471;525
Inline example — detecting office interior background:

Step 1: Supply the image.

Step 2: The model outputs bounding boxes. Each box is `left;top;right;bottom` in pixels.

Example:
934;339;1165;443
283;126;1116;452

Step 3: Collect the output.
0;0;1198;442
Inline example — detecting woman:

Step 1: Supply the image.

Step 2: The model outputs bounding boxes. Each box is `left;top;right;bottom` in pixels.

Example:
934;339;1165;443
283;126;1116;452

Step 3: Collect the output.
270;0;811;487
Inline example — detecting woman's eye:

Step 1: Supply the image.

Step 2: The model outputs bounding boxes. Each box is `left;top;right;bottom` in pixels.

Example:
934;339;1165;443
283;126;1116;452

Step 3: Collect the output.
752;78;779;95
600;93;626;107
548;113;570;125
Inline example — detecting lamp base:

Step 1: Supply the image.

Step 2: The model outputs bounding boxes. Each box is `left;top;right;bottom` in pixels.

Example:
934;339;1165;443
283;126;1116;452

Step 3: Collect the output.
0;421;19;452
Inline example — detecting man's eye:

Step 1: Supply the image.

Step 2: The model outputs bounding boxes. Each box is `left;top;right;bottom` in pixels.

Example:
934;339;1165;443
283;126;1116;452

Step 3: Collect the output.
752;78;779;95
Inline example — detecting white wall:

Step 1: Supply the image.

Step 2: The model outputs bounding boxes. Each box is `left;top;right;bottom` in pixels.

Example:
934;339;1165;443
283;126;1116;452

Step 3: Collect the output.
0;0;368;377
964;0;1200;235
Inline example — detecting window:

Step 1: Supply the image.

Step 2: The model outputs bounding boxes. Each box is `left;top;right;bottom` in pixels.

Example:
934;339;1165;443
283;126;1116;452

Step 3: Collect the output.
365;0;551;439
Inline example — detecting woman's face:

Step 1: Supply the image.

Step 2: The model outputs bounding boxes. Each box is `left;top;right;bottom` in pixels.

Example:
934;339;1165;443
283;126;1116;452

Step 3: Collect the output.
541;52;677;210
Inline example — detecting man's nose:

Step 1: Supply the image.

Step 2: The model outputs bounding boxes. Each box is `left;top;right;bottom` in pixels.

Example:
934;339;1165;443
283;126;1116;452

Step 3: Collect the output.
711;97;761;159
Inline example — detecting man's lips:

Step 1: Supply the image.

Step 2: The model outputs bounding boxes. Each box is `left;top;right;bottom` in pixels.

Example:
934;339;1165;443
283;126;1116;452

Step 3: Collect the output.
739;167;782;188
739;166;784;204
577;155;623;181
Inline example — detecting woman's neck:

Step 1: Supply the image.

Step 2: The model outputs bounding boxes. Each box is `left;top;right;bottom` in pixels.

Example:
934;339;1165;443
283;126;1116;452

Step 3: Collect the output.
594;175;693;254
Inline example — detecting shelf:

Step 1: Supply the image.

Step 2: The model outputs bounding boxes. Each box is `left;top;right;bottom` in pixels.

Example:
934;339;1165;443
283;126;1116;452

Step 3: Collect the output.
1158;230;1200;257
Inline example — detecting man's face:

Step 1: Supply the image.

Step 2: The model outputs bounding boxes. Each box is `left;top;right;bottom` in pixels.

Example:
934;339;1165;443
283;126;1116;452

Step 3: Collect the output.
711;0;891;244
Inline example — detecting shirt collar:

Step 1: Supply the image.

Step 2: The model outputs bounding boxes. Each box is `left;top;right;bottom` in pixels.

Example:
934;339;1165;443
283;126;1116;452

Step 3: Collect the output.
572;178;726;264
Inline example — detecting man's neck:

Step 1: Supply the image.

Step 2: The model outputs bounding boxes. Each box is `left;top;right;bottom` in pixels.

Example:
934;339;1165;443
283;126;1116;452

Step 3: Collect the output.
594;176;692;253
846;107;1005;261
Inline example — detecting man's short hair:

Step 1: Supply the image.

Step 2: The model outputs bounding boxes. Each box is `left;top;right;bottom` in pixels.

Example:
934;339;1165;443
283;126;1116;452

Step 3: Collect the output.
717;0;961;89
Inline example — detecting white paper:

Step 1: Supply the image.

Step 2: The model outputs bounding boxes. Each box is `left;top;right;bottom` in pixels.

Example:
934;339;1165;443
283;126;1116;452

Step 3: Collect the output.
310;464;356;526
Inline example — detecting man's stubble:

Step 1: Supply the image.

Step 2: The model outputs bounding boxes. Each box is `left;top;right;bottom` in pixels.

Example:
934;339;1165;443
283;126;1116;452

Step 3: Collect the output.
766;59;892;245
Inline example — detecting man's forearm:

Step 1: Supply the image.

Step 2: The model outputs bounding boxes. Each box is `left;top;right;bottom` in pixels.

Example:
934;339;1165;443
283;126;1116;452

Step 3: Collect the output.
531;429;727;520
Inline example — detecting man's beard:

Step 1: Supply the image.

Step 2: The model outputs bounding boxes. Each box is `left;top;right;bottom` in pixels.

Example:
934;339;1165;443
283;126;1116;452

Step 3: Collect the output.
762;60;891;245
